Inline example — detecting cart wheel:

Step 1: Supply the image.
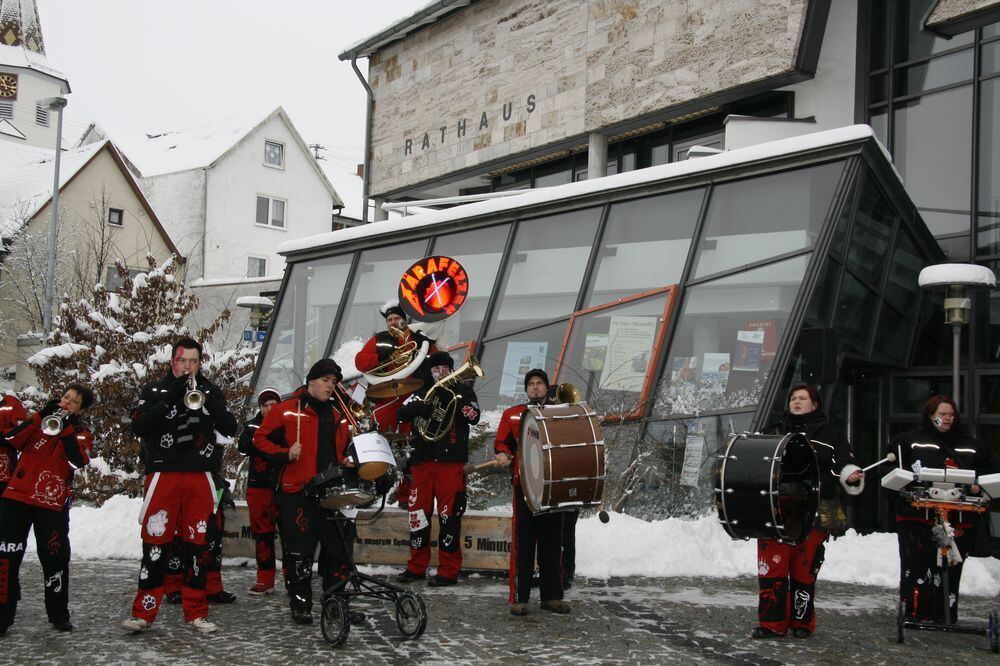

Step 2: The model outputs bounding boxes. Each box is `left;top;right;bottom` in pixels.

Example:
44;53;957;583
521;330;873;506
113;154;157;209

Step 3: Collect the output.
896;600;906;644
321;596;351;647
988;611;999;654
395;591;427;639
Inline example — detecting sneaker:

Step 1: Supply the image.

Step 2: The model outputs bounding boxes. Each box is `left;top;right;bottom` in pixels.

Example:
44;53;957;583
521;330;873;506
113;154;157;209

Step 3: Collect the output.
396;570;424;583
121;617;151;633
792;627;812;639
186;617;217;634
509;603;529;616
164;592;181;605
207;591;237;604
540;600;571;614
427;575;457;587
248;583;274;596
290;608;313;625
51;619;74;632
751;627;781;639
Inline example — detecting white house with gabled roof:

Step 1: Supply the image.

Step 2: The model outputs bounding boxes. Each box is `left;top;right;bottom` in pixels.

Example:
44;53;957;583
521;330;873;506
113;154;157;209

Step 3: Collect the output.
78;106;343;283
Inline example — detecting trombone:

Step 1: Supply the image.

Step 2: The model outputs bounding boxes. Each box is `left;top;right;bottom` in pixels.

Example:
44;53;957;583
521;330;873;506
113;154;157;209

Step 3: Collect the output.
184;373;205;410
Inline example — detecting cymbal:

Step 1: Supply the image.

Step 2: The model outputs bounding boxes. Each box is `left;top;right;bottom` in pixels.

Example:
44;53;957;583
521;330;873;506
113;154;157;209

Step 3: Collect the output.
365;376;424;399
380;431;412;443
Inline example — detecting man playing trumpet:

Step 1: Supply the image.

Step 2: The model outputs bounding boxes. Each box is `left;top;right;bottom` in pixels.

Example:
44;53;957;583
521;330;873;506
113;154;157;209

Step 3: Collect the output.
122;337;237;635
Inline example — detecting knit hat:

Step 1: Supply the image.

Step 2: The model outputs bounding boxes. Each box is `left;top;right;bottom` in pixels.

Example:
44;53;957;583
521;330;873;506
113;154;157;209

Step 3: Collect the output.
427;351;454;370
524;368;550;391
257;387;281;406
306;358;342;382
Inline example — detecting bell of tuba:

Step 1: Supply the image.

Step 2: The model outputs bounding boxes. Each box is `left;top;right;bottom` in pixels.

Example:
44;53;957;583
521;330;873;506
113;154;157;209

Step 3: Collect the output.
41;409;68;436
414;356;484;442
554;382;583;404
183;373;205;410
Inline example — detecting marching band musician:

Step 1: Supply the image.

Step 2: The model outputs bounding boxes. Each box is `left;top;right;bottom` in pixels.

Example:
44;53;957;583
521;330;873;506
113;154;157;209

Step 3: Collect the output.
494;369;570;616
253;359;359;626
122;337;237;635
395;351;480;587
0;383;94;635
0;391;27;496
237;387;283;595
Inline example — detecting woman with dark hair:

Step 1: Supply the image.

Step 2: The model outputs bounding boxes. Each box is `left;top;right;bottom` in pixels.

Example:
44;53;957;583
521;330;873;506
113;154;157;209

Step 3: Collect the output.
753;383;860;639
891;395;996;624
0;384;95;635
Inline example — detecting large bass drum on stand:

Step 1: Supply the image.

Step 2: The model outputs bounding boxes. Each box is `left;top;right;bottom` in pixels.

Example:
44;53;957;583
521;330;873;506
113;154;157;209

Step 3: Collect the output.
714;432;819;544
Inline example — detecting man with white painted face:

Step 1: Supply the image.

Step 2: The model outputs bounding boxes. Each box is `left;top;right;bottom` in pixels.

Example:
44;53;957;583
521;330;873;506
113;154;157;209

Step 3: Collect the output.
122;337;237;635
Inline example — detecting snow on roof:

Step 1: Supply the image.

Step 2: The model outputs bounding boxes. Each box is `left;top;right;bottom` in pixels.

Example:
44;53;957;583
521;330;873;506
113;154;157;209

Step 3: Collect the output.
0;43;69;90
0;139;106;236
338;0;473;60
320;160;434;222
92;110;275;177
918;263;997;289
279;124;885;257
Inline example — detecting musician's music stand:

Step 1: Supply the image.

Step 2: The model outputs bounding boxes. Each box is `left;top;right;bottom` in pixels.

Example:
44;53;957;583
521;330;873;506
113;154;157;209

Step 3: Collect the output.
895;489;999;652
316;502;427;647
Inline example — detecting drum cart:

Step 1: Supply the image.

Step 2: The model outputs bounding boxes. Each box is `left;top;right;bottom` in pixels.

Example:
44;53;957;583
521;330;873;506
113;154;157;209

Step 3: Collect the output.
894;489;998;653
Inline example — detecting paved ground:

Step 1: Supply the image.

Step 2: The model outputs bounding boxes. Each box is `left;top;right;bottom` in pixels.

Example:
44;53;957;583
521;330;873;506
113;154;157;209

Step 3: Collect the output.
2;559;998;664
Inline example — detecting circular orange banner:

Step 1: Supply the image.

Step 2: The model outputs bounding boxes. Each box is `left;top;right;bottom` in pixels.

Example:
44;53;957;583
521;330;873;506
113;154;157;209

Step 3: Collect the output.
398;255;470;322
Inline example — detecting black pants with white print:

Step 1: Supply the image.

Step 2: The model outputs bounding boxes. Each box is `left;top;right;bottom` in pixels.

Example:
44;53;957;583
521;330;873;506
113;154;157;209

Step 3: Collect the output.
275;492;356;613
0;498;72;628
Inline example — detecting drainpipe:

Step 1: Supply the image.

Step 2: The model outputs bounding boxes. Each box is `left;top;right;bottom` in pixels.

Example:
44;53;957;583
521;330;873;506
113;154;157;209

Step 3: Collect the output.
350;54;374;223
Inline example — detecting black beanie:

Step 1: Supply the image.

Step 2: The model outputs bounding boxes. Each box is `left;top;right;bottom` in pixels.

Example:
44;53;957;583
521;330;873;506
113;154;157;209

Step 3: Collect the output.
427;351;454;370
524;368;549;391
306;358;342;382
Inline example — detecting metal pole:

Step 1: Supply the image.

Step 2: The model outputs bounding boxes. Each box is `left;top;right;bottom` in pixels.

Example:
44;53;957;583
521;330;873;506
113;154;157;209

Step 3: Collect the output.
952;324;961;408
43;97;68;335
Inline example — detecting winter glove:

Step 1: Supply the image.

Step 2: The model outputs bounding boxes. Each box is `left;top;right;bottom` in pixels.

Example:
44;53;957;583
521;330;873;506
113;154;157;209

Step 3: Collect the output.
164;374;190;406
39;399;60;417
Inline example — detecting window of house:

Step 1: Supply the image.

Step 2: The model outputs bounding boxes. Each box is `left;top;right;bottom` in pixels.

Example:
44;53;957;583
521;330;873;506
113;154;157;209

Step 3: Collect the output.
247;256;267;278
107;208;123;226
264;140;284;168
256;195;286;228
104;266;142;292
35;104;49;127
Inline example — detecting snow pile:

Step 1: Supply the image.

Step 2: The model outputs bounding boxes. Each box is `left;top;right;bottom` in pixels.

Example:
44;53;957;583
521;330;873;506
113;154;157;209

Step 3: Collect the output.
27;342;89;366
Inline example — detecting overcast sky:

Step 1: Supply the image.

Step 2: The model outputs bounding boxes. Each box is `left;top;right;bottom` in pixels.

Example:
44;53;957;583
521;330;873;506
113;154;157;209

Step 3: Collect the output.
38;0;428;174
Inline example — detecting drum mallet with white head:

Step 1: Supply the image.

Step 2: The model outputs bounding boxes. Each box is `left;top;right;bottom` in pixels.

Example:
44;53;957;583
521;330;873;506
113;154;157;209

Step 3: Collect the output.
839;453;896;495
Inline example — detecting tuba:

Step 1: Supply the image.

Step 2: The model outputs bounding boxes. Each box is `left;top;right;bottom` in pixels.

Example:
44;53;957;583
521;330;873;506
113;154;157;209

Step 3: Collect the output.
554;382;583;404
183;373;205;410
41;409;68;436
362;324;429;386
413;356;484;442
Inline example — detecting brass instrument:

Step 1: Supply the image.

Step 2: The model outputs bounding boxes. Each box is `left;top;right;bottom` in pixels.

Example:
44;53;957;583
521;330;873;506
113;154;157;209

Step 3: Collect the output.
183;373;205;410
554;382;583;404
366;325;418;377
413;356;484;442
333;383;375;435
41;409;69;436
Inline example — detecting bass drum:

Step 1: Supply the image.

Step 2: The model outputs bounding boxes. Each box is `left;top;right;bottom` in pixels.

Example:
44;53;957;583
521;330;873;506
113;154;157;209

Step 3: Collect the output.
714;432;819;544
518;403;605;514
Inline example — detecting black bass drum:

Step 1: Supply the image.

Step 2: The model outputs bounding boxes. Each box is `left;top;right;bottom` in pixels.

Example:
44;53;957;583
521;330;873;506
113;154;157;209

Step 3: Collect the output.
714;432;819;544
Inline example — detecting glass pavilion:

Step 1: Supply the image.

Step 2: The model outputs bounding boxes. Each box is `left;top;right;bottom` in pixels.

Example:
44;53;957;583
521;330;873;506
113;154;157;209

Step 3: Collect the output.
251;126;946;527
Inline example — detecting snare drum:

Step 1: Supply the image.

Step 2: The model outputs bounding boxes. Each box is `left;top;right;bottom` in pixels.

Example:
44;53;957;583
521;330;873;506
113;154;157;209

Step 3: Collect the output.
714;432;819;544
352;431;396;480
316;471;378;510
518;402;605;514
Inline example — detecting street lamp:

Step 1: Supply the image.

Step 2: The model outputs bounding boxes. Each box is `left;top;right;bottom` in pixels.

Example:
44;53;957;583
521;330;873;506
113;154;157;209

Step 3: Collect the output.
236;296;274;348
917;263;997;408
39;95;68;336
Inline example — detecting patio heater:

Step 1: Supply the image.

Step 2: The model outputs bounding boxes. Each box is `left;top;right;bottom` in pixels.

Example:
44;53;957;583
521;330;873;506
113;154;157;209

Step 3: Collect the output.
917;263;997;408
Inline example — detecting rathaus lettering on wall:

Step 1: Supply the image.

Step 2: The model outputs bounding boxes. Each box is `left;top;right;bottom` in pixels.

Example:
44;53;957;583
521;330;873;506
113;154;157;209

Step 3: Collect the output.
403;94;537;156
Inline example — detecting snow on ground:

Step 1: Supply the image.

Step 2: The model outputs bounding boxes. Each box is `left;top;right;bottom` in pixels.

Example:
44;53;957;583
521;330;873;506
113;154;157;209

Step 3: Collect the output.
33;496;1000;597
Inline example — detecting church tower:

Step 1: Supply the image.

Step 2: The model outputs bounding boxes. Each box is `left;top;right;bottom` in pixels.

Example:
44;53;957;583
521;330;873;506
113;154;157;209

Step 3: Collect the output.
0;0;69;147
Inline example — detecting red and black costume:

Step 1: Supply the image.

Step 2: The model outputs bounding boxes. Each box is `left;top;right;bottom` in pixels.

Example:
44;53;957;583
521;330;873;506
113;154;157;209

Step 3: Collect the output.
495;400;565;606
397;369;479;583
354;326;436;432
238;409;281;590
254;388;355;617
757;408;853;637
0;393;27;495
891;425;996;623
0;406;92;631
127;371;237;626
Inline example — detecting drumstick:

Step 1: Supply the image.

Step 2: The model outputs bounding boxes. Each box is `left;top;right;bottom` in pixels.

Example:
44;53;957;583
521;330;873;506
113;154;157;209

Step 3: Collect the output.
463;459;500;474
861;452;896;473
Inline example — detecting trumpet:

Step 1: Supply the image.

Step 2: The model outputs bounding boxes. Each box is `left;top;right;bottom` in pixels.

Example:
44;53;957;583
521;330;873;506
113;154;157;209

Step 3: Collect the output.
41;409;69;436
183;373;205;410
414;356;484;442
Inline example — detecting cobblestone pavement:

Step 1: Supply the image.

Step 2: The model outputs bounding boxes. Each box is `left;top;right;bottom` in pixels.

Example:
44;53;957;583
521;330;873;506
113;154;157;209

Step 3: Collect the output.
2;559;998;664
